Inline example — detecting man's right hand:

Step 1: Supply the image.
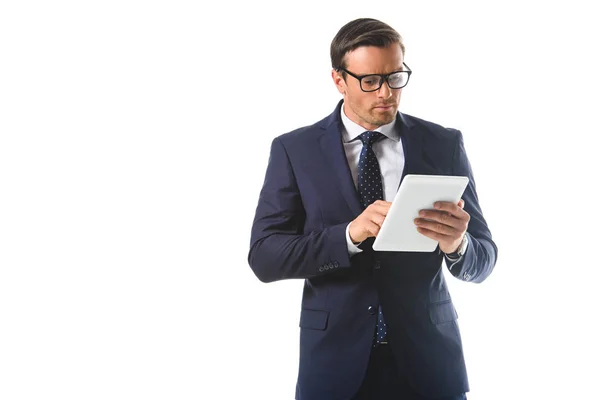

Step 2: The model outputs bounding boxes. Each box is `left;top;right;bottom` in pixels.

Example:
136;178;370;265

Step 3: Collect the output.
348;200;392;244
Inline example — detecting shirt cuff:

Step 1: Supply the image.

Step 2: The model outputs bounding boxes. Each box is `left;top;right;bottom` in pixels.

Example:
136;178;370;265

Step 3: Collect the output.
444;237;469;269
346;223;363;256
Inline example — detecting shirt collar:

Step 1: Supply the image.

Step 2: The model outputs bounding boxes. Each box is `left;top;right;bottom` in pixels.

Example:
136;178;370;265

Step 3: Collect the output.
340;102;400;143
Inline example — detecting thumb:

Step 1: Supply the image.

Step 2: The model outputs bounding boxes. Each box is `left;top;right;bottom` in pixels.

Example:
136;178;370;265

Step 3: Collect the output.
458;199;465;209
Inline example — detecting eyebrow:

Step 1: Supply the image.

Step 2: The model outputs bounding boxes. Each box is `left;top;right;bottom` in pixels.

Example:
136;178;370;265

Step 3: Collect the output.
357;68;404;76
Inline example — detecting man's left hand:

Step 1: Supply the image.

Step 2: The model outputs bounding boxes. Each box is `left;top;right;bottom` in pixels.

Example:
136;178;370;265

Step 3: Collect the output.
414;199;470;254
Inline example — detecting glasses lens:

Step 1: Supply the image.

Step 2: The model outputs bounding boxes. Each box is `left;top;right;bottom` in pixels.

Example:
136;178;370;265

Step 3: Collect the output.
388;72;408;89
360;75;383;92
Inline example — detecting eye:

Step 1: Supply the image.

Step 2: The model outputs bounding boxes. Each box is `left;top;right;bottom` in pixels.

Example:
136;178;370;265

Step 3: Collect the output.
388;73;407;87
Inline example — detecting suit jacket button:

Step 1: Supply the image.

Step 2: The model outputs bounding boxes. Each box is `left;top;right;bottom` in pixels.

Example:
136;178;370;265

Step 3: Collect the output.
374;261;381;269
367;305;376;315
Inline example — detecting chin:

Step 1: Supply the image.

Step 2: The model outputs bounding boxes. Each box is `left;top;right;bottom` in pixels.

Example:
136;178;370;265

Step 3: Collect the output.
370;112;395;126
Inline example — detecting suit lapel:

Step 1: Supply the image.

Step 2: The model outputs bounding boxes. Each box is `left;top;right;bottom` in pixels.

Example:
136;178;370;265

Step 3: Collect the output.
396;113;438;188
318;120;364;217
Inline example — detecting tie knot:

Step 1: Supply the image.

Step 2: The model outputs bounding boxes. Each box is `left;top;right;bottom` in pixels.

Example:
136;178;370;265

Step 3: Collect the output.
358;131;383;147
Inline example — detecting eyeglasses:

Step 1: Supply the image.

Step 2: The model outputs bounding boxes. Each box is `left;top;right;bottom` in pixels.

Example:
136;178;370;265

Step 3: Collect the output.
336;63;412;92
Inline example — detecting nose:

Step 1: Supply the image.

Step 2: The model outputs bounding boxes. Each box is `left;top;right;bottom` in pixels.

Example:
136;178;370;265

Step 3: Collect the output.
377;80;393;98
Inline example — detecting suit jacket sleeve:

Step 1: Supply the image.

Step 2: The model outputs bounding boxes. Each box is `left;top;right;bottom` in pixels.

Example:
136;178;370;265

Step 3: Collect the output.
446;129;498;283
248;137;352;283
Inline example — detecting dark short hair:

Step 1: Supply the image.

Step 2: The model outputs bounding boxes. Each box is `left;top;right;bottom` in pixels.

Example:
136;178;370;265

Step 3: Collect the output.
330;18;405;72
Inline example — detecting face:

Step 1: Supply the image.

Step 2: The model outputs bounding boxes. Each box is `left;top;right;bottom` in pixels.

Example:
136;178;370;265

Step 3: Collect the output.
332;43;404;131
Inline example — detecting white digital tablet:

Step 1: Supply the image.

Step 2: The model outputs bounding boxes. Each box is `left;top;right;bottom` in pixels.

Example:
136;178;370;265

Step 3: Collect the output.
372;174;469;252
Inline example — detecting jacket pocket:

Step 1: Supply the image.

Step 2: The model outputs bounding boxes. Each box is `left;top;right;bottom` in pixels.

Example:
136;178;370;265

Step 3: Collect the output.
299;308;329;330
429;300;458;324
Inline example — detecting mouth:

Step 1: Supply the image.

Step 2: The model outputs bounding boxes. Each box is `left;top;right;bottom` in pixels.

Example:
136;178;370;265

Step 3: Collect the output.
373;104;395;111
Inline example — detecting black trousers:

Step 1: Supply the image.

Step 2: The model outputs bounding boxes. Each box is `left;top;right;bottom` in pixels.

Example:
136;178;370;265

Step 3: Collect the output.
351;344;467;400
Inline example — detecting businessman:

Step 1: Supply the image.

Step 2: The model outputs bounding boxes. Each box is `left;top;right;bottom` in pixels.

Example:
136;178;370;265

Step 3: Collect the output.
248;18;497;400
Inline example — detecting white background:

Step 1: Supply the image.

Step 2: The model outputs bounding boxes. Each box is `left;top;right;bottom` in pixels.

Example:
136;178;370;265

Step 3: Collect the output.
1;1;599;399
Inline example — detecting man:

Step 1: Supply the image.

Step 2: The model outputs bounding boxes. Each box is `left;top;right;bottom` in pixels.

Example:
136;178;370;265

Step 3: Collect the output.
248;17;497;400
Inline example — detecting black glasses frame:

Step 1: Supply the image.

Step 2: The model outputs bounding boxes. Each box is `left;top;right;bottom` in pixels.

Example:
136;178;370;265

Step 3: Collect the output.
336;62;412;92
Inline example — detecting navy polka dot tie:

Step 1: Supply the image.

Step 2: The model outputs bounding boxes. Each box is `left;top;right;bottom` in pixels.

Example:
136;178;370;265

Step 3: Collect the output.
357;131;388;344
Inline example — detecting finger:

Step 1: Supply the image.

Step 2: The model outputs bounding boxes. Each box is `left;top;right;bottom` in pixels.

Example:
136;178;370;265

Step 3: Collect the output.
417;210;464;231
373;200;392;207
372;200;392;212
369;201;391;216
373;213;386;227
414;218;460;236
434;201;468;219
365;220;381;237
364;211;386;228
417;226;450;242
416;226;454;243
458;199;464;209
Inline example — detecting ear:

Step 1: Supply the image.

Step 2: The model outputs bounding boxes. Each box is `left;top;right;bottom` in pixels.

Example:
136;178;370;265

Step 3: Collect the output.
331;69;346;95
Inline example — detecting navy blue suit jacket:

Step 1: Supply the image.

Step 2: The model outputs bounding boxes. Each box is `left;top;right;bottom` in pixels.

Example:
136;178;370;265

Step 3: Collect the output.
248;101;497;399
